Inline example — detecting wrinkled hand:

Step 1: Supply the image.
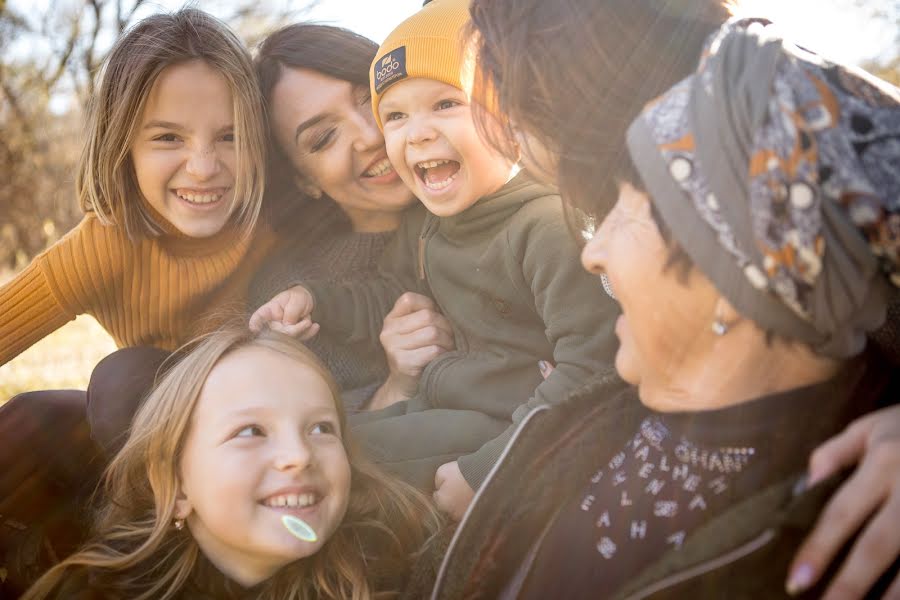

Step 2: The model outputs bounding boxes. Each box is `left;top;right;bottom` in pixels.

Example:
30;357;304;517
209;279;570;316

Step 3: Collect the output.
369;292;455;411
787;404;900;599
433;461;474;521
248;285;319;340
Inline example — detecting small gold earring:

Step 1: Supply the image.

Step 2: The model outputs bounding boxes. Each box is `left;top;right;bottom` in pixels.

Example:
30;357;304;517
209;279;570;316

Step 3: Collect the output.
174;519;185;531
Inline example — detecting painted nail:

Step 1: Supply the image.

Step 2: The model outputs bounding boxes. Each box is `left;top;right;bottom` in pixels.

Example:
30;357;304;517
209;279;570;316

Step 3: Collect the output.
786;563;815;595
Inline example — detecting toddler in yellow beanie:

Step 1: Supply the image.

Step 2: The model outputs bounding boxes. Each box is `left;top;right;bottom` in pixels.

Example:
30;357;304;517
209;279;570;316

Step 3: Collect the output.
370;0;510;216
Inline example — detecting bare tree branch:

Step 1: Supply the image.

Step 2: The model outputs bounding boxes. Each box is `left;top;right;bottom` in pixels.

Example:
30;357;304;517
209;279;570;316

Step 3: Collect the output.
0;67;32;137
45;12;80;90
83;0;104;102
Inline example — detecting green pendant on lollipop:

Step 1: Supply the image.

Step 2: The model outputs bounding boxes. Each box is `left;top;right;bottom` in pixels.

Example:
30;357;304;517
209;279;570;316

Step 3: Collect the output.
281;515;318;542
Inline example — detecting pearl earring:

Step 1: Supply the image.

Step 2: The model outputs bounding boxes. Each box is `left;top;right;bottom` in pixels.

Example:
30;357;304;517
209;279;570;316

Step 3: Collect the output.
711;318;728;336
711;302;728;336
174;519;185;531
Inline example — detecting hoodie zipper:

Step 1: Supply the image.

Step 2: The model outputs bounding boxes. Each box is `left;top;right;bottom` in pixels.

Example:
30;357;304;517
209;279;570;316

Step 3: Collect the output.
416;212;468;356
418;214;440;282
429;368;622;599
430;402;553;600
622;528;777;600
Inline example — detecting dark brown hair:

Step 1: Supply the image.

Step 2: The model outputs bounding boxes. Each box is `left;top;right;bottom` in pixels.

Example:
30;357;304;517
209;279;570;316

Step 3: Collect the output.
254;24;379;227
469;0;733;222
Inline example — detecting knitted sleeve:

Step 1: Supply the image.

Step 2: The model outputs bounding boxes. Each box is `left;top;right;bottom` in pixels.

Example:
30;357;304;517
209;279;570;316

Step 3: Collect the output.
457;197;621;488
0;216;114;366
0;259;76;366
247;199;349;311
308;206;426;345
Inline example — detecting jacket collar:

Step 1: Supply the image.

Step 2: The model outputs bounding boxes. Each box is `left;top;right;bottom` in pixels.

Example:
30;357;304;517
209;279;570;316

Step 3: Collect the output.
436;171;557;241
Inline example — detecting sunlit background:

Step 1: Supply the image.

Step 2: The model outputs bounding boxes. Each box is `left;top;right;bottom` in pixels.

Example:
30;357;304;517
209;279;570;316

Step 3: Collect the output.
1;0;897;401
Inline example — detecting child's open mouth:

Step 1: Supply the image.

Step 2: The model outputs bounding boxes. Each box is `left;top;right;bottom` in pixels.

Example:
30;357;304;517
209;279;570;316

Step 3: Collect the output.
415;159;460;191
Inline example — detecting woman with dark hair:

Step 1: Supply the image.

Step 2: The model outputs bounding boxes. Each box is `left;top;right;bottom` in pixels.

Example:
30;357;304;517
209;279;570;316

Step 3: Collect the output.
249;23;455;412
402;3;900;598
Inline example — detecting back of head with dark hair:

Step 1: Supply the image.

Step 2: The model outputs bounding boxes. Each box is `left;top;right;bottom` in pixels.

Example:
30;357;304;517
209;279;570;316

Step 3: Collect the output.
470;0;733;224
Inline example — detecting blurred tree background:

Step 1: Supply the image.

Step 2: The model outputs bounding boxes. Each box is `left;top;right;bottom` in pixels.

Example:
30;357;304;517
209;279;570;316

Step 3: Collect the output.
0;0;897;270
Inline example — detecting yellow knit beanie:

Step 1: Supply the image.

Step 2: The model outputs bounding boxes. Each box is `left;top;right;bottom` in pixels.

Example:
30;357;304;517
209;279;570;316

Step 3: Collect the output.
370;0;491;129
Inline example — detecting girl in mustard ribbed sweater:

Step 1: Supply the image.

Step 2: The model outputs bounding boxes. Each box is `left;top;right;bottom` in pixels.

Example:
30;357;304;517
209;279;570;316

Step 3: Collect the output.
0;9;276;595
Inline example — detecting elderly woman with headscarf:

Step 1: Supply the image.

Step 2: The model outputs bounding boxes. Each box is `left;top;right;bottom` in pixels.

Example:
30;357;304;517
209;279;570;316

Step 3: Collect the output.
409;16;900;600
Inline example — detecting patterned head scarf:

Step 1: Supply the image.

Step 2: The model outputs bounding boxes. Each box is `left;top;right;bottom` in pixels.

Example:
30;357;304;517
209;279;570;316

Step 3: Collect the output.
626;18;900;358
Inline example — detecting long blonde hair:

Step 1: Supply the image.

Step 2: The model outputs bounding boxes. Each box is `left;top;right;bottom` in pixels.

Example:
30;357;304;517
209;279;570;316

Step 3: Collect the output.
77;8;267;241
25;327;442;599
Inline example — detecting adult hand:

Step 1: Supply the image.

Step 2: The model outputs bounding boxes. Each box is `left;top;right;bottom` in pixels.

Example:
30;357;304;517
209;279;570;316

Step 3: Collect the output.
433;461;475;521
248;285;319;340
369;292;454;411
787;404;900;599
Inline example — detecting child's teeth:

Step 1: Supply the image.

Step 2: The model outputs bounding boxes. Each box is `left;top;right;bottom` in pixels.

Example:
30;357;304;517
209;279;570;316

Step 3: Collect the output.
177;191;223;204
417;159;451;169
425;172;457;190
266;493;318;508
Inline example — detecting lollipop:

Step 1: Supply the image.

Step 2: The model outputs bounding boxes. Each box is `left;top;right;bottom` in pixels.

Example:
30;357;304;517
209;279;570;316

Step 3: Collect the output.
281;515;318;542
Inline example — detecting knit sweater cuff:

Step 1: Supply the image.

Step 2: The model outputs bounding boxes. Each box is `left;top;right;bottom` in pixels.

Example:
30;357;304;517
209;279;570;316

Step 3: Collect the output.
457;425;516;490
0;261;76;366
308;281;357;340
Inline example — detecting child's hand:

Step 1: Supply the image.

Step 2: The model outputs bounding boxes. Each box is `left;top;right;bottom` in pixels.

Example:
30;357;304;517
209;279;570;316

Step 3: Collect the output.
369;292;455;411
248;285;319;340
433;461;474;521
786;404;900;599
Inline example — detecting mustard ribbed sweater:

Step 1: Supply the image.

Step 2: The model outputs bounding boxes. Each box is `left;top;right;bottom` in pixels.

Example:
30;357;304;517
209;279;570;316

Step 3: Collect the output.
0;214;277;366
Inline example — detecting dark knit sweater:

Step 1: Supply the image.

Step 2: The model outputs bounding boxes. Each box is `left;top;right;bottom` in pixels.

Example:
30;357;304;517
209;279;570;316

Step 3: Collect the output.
249;200;393;410
412;355;895;600
518;359;873;599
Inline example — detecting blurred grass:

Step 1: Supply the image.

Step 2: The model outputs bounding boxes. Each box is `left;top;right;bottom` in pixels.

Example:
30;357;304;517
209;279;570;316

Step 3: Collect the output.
1;269;116;404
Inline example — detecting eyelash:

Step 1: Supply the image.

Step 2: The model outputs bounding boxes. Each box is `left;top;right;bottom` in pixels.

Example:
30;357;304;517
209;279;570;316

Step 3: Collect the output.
437;99;459;110
310;129;336;153
235;424;264;438
233;421;338;439
152;133;234;143
311;421;337;436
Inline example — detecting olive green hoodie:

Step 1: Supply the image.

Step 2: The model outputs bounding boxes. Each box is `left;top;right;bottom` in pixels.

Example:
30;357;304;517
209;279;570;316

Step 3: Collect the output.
307;172;619;488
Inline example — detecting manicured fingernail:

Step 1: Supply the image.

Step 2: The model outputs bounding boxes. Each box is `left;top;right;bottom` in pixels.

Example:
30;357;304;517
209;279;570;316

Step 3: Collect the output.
806;467;826;487
786;564;814;595
538;360;549;375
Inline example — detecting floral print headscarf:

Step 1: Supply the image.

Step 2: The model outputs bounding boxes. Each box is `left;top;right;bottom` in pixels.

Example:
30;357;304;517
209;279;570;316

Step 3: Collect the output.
627;18;900;358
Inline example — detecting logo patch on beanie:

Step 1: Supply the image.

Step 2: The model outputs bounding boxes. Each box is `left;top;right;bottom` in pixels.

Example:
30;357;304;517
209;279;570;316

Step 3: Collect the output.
373;46;407;95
